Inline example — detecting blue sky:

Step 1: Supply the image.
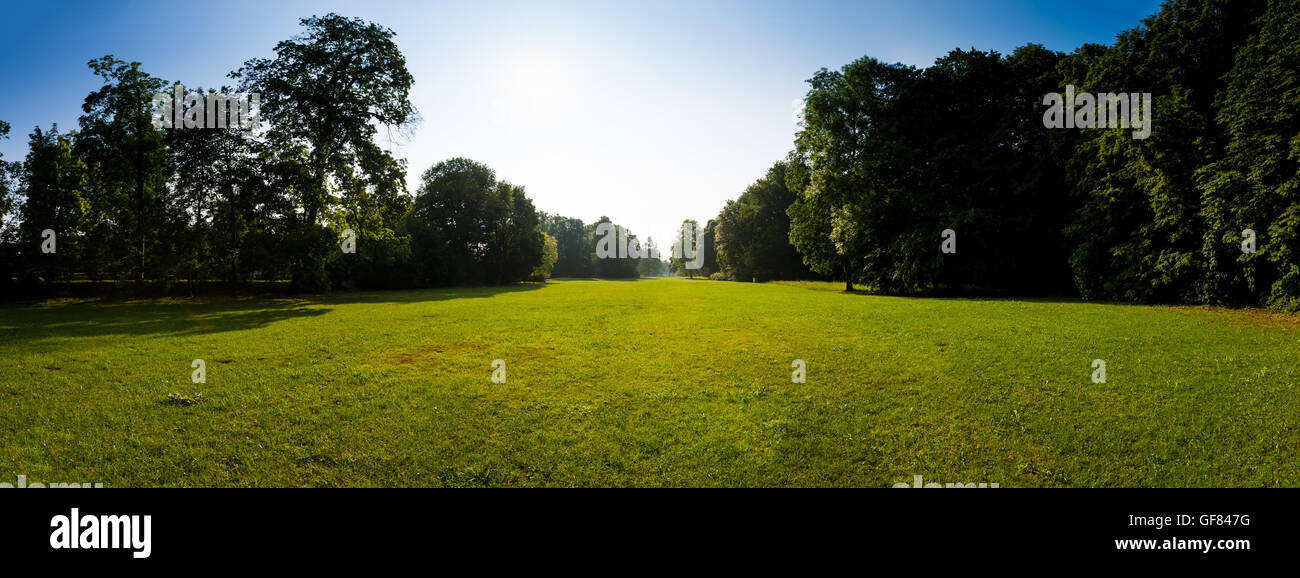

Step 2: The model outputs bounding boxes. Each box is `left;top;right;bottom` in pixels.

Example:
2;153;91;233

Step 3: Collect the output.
0;0;1164;246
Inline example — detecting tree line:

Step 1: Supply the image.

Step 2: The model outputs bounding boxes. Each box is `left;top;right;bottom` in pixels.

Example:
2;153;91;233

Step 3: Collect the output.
692;0;1298;310
538;213;667;279
3;1;1297;310
0;14;566;296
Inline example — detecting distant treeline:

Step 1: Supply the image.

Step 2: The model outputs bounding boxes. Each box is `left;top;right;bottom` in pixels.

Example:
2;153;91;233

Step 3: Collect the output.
539;213;667;279
695;0;1298;310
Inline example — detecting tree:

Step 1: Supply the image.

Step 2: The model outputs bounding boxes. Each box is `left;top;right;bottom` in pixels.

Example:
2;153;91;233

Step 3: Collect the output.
18;126;89;283
1064;0;1268;303
792;58;917;291
590;216;640;278
670;219;703;278
699;219;719;277
164;88;261;290
539;212;595;277
532;233;559;281
0;121;14;244
485;181;545;285
236;13;416;291
0;121;11;233
888;47;1068;294
713;161;809;281
330;136;414;290
407;158;546;285
407;157;494;285
76;56;170;283
1197;0;1300;310
636;246;667;277
0;120;15;291
785;153;840;285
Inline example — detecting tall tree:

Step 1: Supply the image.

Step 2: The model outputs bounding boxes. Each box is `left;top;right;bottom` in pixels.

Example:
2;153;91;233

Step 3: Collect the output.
0;120;14;291
18;126;89;283
164;86;259;289
1064;0;1269;303
713;161;809;281
407;158;545;285
407;157;496;285
1197;0;1300;310
699;218;719;277
485;181;545;285
0;120;13;241
785;153;840;286
532;233;559;281
76;56;170;283
890;47;1061;293
236;13;416;290
792;58;917;291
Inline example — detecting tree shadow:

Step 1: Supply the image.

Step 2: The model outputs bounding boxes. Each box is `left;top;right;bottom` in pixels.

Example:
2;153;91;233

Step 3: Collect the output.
852;293;1170;309
0;298;331;343
0;283;548;343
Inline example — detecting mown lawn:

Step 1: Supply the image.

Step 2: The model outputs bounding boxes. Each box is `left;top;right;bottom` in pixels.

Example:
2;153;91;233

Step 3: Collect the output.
1;277;1297;487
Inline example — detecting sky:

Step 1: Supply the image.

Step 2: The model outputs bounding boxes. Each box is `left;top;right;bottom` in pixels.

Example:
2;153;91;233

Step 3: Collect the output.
0;0;1165;248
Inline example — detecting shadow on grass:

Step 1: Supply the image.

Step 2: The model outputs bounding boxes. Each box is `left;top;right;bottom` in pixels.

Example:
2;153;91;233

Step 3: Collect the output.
0;299;331;342
879;294;1090;306
0;283;547;342
769;280;1092;305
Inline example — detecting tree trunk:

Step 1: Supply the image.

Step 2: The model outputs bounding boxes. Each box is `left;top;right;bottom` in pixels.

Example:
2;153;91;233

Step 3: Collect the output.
136;149;146;283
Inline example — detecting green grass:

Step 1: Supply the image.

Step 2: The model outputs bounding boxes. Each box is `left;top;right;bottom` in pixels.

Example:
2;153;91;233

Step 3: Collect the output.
2;277;1298;487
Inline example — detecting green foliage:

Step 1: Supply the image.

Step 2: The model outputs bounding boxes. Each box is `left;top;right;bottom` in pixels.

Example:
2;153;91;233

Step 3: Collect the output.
539;213;595;277
785;153;843;286
488;182;546;285
668;218;717;278
0;120;11;235
406;158;546;285
588;216;641;278
538;212;658;279
792;57;915;291
531;233;559;281
907;47;1072;293
236;13;416;291
636;248;668;277
713;161;811;281
774;0;1296;309
0;121;14;289
164;97;260;289
6;2;1299;311
1197;0;1300;310
787;47;1074;294
669;219;702;278
1065;0;1269;304
76;56;170;283
18;126;89;283
0;14;555;297
699;219;719;277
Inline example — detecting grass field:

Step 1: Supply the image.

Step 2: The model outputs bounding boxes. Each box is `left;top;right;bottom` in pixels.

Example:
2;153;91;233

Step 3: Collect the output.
2;277;1298;487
